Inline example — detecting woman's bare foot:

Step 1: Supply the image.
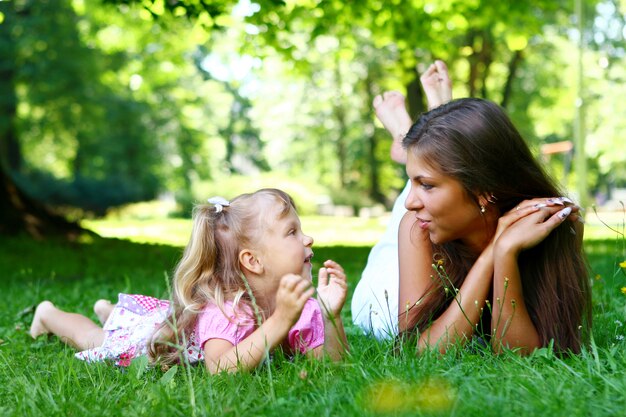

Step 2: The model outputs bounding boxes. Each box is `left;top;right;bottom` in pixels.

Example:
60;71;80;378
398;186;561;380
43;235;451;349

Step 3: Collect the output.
373;91;413;139
420;60;453;109
94;299;114;325
30;301;54;339
373;91;413;164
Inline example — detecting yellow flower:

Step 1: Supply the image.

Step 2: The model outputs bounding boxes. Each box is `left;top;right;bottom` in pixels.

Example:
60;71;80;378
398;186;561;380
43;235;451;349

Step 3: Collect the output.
619;261;626;268
595;274;601;280
621;287;626;295
361;378;456;414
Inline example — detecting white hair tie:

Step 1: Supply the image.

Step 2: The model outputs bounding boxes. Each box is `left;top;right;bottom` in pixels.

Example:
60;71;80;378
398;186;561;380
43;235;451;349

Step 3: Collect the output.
207;196;230;213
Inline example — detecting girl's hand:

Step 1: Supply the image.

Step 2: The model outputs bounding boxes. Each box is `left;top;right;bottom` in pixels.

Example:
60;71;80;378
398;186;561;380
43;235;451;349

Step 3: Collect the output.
494;197;579;255
274;274;314;326
316;260;348;318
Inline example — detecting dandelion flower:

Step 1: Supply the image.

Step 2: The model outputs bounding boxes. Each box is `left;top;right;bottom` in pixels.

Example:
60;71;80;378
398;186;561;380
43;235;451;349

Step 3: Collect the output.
620;261;626;268
621;287;626;295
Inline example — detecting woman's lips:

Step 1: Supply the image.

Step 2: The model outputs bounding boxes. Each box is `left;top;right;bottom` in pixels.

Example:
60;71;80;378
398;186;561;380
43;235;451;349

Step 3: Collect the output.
416;217;430;230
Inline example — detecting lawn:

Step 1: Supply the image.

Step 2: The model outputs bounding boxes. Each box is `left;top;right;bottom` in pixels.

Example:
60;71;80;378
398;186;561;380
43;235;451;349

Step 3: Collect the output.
1;214;625;416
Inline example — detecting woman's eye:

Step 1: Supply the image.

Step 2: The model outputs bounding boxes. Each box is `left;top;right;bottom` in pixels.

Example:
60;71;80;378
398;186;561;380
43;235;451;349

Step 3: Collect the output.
420;183;434;190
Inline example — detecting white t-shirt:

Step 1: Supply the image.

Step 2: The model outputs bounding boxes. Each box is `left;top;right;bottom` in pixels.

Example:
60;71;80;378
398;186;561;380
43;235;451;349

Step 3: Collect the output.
351;180;410;339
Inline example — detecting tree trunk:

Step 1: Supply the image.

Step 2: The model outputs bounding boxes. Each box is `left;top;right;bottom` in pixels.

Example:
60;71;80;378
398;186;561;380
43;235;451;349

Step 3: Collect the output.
364;69;384;204
501;50;524;109
333;60;347;188
0;1;86;239
0;168;85;238
406;72;426;120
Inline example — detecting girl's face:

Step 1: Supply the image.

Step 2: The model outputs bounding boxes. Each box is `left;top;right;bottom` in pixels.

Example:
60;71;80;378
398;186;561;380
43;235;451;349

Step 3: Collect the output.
257;204;314;282
405;152;489;251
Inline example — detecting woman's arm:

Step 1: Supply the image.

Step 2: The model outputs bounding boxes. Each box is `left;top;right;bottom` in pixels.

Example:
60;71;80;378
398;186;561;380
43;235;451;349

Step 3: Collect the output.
491;250;540;354
398;211;494;352
397;211;433;330
203;274;313;374
491;202;574;354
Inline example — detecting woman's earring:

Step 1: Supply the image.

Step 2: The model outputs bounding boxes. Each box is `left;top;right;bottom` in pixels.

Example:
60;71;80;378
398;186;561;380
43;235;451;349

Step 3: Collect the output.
480;205;486;214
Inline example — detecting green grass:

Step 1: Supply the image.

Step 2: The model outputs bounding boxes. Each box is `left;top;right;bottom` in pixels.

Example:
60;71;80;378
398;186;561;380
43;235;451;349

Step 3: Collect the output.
82;215;390;247
1;215;625;417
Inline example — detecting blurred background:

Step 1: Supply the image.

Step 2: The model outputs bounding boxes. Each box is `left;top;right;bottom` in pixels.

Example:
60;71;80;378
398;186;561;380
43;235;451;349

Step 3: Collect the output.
1;0;625;239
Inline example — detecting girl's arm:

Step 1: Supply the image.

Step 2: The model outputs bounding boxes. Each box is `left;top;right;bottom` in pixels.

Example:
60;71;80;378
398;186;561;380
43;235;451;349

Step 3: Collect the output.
315;260;348;360
491;202;575;354
398;211;494;351
203;274;313;374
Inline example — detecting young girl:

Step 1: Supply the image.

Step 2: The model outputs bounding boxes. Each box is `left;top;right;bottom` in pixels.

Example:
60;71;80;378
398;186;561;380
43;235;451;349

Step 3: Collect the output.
397;97;590;355
30;188;349;373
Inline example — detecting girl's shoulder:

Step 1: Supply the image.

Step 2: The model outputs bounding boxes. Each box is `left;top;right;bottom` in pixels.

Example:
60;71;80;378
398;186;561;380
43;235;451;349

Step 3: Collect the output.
194;300;257;347
198;300;256;326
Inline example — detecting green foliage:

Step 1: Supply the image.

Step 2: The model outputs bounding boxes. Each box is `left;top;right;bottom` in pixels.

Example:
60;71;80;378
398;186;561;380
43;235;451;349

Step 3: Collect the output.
13;169;159;216
3;0;626;225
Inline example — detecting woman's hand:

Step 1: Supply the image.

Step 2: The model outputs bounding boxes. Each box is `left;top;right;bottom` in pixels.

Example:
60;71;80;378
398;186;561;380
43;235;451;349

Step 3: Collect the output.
494;197;579;255
274;274;314;326
316;260;348;318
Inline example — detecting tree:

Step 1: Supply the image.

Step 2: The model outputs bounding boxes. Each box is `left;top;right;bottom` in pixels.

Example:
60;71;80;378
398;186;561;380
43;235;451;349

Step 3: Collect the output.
0;0;86;237
0;0;233;236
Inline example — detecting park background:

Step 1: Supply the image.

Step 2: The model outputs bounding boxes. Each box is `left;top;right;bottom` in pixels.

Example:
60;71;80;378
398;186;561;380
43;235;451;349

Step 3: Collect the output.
1;0;626;416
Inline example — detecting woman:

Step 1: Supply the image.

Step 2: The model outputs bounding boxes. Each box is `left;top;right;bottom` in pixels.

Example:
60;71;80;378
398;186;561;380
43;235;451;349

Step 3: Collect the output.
352;61;453;338
398;98;590;354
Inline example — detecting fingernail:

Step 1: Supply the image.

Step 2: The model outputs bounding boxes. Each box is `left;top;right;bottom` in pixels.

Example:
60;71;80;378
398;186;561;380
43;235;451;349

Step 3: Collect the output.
577;215;585;224
534;203;548;208
558;207;573;219
546;199;564;206
559;197;574;204
569;226;577;235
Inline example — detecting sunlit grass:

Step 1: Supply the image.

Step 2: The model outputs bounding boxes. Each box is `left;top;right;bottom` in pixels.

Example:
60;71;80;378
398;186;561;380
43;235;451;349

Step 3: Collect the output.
586;209;626;240
83;215;389;247
84;208;623;247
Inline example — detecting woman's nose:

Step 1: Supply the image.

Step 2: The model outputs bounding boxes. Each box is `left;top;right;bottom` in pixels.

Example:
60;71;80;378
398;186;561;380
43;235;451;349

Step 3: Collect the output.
404;186;422;211
304;234;314;247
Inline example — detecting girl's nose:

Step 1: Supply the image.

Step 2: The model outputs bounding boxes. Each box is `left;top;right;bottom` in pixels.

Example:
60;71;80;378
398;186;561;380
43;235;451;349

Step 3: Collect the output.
304;234;314;247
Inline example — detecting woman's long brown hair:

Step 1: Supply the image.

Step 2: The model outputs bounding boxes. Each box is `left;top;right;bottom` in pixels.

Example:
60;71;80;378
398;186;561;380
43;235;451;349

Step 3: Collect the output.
400;98;591;354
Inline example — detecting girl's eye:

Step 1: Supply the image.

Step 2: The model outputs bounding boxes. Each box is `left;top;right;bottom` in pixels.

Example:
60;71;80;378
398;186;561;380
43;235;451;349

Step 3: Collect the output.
420;183;434;190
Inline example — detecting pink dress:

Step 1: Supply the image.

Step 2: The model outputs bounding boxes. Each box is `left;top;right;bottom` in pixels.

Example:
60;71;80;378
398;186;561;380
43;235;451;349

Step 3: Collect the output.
76;294;325;367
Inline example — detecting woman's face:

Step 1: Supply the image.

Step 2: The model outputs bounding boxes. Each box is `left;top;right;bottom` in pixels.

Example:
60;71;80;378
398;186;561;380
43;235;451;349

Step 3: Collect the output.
404;152;489;251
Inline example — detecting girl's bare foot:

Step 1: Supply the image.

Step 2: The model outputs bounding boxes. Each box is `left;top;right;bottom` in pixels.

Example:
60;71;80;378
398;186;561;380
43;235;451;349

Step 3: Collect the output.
420;60;453;109
30;301;54;339
94;299;114;325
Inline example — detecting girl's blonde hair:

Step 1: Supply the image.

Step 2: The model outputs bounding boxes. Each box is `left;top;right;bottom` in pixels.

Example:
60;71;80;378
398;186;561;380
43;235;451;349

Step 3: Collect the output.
149;188;296;366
